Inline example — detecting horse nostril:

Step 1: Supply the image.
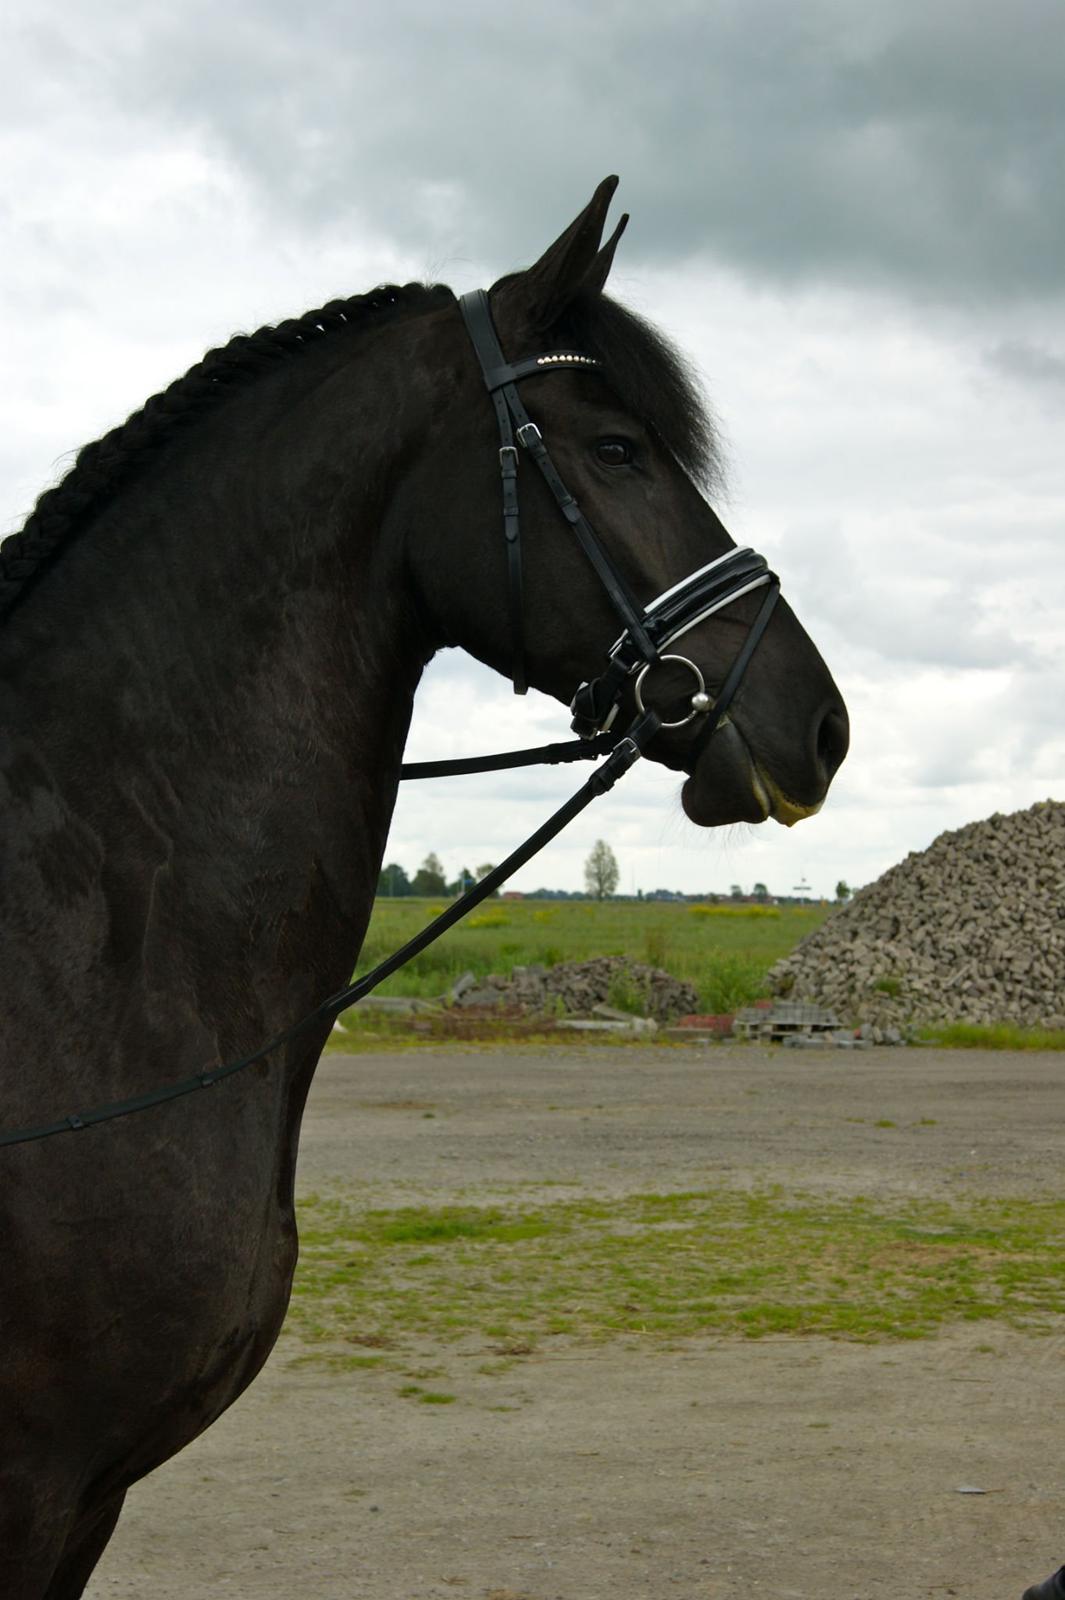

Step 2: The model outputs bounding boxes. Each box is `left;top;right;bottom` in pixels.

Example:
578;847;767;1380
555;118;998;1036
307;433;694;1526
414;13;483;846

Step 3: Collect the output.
816;707;850;780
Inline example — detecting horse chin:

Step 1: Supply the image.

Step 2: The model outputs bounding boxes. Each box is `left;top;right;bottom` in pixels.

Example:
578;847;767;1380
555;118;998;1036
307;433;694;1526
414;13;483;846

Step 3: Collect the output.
680;721;772;828
680;721;826;829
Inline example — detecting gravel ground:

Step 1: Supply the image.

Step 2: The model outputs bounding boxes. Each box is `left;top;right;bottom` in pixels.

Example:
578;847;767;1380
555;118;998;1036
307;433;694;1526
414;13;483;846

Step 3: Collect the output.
88;1043;1065;1600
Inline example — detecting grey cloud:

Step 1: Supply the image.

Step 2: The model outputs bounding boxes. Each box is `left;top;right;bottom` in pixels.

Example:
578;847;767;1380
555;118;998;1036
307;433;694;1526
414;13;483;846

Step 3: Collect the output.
986;340;1065;388
10;0;1065;308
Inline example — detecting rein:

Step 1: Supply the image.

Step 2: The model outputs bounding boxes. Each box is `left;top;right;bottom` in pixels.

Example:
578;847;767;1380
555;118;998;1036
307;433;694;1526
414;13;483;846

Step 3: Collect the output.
0;290;779;1150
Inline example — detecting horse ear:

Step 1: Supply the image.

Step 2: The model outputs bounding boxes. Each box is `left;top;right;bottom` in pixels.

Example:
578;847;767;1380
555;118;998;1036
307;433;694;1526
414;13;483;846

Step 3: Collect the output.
492;175;622;333
582;212;629;297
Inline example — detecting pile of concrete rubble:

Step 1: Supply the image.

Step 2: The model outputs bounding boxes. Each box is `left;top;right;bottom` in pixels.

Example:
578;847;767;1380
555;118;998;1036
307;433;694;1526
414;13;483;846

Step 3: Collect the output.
449;956;698;1025
768;798;1065;1029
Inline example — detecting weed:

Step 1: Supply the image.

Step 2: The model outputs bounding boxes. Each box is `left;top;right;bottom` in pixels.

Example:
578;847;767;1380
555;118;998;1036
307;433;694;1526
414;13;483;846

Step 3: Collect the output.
607;970;651;1015
698;952;768;1014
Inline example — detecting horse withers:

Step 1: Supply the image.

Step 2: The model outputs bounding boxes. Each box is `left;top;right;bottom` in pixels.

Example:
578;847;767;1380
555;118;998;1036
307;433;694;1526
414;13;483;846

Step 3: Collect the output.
0;177;848;1597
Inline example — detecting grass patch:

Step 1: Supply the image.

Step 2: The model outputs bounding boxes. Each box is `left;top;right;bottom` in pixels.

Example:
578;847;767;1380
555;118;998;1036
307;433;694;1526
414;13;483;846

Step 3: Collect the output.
397;1382;458;1404
373;1207;553;1246
917;1022;1065;1051
285;1187;1065;1360
326;1012;663;1053
287;1351;386;1373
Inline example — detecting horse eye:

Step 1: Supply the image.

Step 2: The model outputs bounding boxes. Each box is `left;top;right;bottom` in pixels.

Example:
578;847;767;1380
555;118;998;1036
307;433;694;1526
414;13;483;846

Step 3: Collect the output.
595;438;633;467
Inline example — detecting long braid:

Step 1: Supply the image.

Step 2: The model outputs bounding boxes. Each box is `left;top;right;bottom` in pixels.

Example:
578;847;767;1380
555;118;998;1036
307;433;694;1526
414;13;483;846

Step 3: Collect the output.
0;283;447;621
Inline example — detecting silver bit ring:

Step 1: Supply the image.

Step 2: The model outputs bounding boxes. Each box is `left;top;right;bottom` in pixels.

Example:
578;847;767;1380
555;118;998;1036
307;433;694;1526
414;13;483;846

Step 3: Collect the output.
633;654;712;729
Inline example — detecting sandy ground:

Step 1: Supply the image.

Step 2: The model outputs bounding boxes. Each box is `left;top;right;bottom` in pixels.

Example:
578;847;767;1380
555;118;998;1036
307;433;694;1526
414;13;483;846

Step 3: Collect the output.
87;1044;1065;1600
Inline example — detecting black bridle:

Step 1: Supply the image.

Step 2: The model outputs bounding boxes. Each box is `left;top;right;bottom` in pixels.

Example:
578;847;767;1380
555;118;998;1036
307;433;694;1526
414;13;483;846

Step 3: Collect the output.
1;290;780;1148
454;289;780;751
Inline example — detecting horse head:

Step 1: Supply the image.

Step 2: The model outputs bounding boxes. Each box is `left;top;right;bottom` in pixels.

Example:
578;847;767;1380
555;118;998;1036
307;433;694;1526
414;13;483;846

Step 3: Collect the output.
409;176;849;828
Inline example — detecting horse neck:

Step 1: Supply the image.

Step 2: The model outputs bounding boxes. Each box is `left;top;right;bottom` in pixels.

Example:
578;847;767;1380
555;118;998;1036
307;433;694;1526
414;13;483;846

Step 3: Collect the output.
2;317;440;1044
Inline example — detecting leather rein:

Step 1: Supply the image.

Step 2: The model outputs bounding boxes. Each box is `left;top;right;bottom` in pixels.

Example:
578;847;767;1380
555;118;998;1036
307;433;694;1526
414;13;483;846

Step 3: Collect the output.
0;291;779;1148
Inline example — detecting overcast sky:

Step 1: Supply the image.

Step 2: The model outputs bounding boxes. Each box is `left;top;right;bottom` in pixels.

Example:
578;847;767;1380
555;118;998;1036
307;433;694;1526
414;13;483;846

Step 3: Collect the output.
3;0;1063;898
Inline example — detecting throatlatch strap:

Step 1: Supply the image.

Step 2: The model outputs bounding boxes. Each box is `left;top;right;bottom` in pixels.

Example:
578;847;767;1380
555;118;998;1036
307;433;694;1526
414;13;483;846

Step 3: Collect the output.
400;727;622;780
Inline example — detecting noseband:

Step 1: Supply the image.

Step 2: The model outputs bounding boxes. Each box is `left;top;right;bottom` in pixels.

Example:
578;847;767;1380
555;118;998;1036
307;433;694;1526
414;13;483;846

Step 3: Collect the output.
457;289;781;752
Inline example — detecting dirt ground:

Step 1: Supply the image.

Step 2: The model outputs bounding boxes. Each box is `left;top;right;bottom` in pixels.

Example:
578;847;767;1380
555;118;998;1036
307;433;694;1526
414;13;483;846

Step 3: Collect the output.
88;1044;1065;1600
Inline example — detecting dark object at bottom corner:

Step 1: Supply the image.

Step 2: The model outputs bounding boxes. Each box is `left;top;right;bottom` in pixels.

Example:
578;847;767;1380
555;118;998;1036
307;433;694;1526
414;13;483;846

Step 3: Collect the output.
1023;1567;1065;1600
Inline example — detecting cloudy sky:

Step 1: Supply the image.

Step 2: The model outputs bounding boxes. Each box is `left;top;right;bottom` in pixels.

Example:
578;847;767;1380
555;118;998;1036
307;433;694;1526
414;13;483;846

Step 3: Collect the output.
4;0;1063;899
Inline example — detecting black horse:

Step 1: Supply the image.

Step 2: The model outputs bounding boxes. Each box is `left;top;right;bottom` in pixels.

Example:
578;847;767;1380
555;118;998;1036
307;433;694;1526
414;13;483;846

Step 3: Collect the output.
0;178;847;1597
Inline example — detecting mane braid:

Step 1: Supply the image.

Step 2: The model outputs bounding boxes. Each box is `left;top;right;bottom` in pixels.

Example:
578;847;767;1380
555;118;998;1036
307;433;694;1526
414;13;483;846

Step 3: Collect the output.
0;282;450;622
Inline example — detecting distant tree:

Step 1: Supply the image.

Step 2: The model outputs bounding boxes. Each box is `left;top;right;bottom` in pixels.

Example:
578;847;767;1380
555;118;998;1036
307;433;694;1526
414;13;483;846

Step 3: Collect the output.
584;839;620;900
377;861;411;897
473;861;499;898
447;865;475;896
752;881;769;902
730;883;744;901
411;852;448;896
836;879;852;902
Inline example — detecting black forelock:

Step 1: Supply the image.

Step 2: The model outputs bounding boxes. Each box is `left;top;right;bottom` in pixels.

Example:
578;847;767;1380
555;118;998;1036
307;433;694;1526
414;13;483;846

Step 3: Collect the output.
551;289;723;493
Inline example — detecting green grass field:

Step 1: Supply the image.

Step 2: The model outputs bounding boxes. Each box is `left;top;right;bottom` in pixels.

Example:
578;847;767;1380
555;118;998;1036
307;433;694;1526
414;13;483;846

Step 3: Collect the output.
352;896;831;1015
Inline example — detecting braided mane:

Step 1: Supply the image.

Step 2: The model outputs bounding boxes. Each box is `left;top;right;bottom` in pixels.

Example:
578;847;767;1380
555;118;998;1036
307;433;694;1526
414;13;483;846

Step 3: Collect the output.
0;282;451;622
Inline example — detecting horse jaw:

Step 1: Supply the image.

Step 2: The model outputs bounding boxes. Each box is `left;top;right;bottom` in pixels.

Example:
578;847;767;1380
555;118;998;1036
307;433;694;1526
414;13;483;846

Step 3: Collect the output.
679;720;823;829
